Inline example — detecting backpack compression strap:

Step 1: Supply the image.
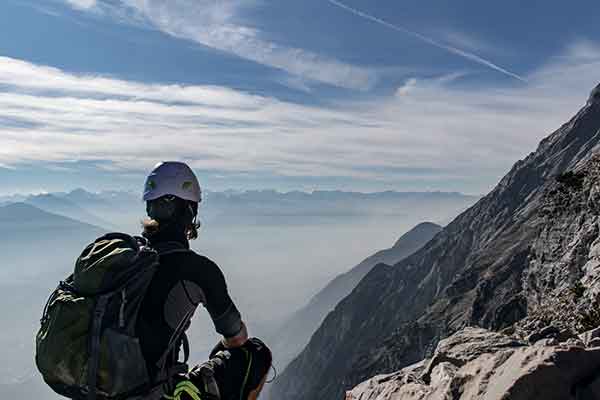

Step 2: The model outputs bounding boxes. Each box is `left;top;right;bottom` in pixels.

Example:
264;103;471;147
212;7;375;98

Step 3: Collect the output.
86;295;110;400
154;245;196;388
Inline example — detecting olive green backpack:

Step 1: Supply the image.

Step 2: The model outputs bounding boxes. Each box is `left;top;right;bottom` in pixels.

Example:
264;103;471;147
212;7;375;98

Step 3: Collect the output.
35;233;191;400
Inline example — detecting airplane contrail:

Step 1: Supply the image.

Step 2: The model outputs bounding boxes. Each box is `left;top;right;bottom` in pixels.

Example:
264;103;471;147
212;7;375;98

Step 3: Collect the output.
327;0;526;82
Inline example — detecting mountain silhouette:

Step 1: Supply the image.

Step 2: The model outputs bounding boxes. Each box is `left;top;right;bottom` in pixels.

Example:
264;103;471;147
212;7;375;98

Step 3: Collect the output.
267;222;441;371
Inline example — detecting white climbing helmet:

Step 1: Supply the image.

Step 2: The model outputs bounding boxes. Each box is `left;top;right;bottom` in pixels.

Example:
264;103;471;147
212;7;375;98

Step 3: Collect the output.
143;161;202;203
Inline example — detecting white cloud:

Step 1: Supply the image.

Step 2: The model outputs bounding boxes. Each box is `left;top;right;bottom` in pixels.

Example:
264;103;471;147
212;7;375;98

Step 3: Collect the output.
62;0;376;90
0;42;599;193
64;0;97;10
0;56;268;109
0;163;16;170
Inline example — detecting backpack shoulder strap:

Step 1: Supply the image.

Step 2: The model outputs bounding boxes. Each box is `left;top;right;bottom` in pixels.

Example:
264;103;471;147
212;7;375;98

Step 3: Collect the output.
151;241;195;383
86;295;110;400
155;309;194;388
152;240;194;257
160;248;194;256
100;232;140;249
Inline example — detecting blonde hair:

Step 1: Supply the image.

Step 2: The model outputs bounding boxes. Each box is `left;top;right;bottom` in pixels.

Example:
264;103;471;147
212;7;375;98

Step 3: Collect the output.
141;217;200;240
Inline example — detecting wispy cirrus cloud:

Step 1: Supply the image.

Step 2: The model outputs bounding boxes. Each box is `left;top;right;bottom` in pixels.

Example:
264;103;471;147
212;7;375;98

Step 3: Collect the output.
327;0;525;82
0;42;599;193
61;0;376;90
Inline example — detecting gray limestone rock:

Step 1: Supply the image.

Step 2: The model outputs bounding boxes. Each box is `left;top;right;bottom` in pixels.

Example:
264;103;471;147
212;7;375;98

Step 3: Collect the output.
580;326;600;346
346;328;600;400
588;337;600;348
565;337;586;348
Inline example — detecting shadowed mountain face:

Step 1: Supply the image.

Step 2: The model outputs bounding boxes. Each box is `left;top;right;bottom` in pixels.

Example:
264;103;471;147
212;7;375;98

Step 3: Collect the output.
268;222;442;371
272;85;600;400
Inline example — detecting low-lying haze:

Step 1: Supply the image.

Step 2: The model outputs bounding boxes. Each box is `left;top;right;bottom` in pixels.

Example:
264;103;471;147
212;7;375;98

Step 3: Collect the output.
0;188;477;399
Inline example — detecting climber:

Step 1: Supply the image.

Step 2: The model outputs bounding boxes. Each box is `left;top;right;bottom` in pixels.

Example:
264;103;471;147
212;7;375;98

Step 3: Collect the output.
35;160;262;400
167;337;272;400
138;161;251;394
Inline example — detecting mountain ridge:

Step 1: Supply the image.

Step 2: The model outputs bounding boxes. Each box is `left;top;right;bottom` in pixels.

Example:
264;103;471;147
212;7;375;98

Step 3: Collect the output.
23;193;113;229
267;222;442;372
0;202;104;231
272;84;600;400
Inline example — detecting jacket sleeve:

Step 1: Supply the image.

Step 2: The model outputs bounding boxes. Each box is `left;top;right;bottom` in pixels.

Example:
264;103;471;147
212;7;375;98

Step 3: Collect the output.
193;256;243;338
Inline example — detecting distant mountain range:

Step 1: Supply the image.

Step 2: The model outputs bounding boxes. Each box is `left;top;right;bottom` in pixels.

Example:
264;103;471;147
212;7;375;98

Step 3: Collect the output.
203;190;478;220
0;190;139;231
267;222;442;372
25;194;113;229
0;188;478;232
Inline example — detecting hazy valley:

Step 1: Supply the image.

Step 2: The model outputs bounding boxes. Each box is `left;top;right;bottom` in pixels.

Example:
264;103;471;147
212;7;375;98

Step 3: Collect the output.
0;189;477;399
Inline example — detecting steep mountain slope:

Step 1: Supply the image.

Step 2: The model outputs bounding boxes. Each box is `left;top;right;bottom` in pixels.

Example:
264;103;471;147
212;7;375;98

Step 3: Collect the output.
272;85;600;400
269;222;442;370
0;202;105;280
0;202;103;235
25;193;112;229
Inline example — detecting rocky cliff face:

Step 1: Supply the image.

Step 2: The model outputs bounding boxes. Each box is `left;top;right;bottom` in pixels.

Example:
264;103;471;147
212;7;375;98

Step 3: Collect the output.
268;222;442;371
271;84;600;400
346;327;600;400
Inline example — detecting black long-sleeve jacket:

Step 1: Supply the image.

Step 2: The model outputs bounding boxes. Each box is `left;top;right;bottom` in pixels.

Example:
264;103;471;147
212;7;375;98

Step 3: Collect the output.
137;231;243;377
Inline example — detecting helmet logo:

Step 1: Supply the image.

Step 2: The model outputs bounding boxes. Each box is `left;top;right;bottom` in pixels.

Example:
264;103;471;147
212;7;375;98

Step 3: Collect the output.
182;181;193;191
146;180;156;190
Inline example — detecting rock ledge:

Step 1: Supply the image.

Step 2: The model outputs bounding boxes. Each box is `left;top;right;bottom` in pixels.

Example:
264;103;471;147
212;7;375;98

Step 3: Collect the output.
346;327;600;400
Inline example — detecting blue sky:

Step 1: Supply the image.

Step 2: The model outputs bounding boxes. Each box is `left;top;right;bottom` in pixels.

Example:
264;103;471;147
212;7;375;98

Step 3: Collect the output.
1;0;600;195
